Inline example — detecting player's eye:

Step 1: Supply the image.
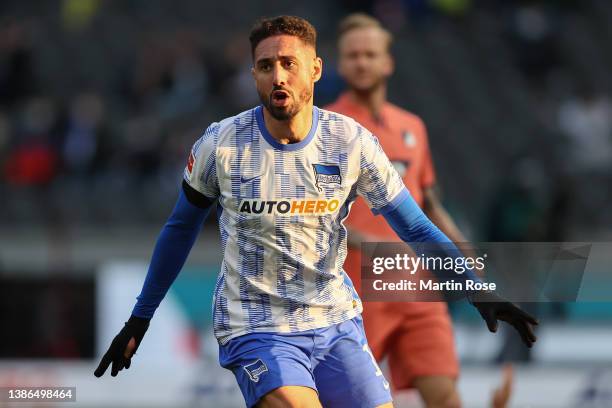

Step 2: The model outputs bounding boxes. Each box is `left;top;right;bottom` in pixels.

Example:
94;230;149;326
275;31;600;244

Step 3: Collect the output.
284;60;297;69
258;62;271;72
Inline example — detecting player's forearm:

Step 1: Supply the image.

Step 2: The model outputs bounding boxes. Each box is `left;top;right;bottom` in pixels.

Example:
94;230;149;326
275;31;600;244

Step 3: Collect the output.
381;188;480;283
131;187;212;319
423;204;467;244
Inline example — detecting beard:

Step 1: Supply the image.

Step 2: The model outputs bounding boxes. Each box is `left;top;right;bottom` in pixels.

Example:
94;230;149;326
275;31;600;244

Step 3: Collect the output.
258;86;313;121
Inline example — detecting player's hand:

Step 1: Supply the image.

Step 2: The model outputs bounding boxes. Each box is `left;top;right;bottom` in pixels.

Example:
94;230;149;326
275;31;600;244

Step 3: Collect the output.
94;315;150;377
469;291;538;347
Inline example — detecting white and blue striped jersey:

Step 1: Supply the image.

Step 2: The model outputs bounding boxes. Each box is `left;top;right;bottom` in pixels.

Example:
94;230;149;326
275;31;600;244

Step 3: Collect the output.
184;105;405;344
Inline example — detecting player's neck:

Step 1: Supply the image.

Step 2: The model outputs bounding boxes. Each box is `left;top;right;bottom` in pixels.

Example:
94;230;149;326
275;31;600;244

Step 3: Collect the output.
347;85;387;121
262;103;313;144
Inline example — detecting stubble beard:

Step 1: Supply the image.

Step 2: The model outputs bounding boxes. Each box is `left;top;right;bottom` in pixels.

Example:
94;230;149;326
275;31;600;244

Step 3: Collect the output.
259;87;313;121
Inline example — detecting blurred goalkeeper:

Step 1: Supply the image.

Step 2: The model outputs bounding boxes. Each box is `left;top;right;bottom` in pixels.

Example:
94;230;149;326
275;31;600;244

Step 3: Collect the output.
94;15;537;408
326;13;469;407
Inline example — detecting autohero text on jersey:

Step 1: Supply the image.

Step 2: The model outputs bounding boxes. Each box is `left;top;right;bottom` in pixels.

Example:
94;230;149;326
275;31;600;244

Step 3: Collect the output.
238;199;340;215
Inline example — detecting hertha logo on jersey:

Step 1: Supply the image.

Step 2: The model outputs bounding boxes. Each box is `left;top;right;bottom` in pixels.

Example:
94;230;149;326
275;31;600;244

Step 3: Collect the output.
312;164;342;191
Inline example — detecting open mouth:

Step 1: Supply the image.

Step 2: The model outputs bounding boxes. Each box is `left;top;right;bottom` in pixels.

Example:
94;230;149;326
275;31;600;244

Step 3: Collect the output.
271;90;290;106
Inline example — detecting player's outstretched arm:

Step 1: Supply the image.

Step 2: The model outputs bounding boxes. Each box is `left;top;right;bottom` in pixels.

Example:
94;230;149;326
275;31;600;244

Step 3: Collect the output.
94;183;214;377
380;188;538;347
354;127;538;346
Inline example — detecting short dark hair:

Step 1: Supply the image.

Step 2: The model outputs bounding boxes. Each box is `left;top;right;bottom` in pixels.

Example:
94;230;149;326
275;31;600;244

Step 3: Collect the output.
338;13;393;51
249;15;317;57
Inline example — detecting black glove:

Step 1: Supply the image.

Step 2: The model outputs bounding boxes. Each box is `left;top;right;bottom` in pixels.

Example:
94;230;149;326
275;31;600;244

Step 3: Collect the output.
94;315;150;377
469;291;539;348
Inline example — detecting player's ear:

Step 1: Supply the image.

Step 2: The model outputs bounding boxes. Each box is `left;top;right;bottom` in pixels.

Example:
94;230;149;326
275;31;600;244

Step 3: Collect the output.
313;56;323;83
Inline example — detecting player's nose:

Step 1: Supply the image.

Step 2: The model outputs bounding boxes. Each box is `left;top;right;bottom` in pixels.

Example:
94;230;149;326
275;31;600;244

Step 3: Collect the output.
272;64;287;86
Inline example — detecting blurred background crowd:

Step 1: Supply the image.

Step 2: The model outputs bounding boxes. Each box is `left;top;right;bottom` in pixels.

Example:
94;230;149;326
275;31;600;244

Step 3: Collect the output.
0;1;611;406
1;0;610;238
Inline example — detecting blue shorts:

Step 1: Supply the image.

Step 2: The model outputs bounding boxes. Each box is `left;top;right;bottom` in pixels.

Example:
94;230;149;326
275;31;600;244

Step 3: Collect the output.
218;315;392;408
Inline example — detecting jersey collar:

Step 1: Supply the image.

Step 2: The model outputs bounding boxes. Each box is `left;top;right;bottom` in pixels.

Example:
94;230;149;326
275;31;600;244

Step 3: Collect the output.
255;105;319;151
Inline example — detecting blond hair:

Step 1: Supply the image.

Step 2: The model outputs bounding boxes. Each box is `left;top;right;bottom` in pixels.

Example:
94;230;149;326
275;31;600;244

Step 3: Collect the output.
337;13;393;51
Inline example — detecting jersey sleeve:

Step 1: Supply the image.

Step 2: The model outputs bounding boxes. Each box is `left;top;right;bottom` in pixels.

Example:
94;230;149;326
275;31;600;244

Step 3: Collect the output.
419;121;437;189
356;125;407;215
183;123;220;201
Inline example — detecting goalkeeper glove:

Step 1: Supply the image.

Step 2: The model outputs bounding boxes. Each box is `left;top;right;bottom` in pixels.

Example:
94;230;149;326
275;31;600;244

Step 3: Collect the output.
94;315;150;377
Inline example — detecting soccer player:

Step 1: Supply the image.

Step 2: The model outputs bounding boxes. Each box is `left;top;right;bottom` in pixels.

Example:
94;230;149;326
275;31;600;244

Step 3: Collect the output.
325;13;468;407
94;16;537;408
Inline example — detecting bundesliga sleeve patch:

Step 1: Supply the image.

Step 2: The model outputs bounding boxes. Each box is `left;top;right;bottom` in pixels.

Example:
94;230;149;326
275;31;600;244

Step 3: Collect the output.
186;151;195;175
